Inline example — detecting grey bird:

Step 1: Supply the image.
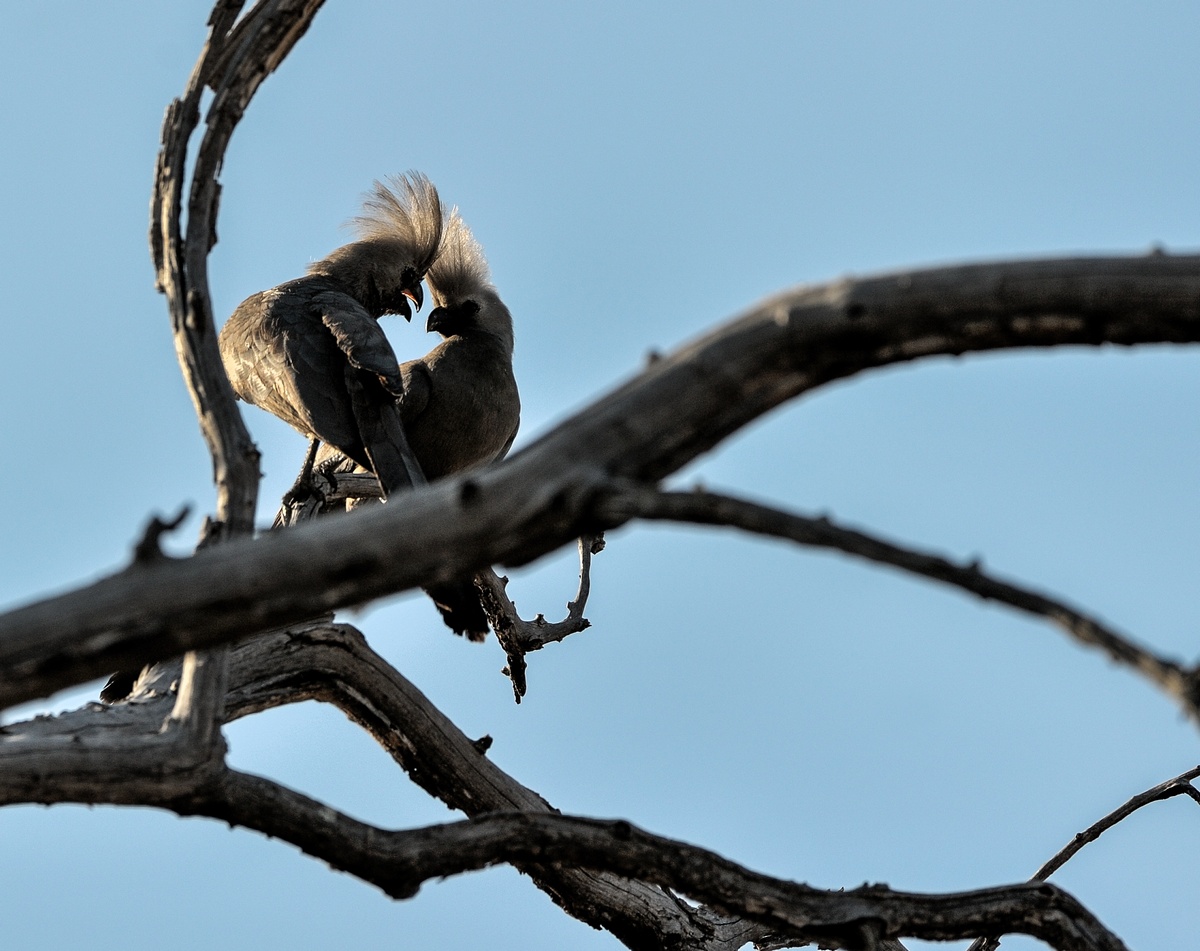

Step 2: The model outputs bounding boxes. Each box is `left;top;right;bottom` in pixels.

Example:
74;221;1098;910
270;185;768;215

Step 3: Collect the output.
218;172;444;498
100;174;442;704
317;207;520;638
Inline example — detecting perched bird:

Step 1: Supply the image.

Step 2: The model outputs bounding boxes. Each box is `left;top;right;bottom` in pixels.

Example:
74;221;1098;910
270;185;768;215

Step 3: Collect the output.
218;172;444;497
318;207;520;638
100;174;442;704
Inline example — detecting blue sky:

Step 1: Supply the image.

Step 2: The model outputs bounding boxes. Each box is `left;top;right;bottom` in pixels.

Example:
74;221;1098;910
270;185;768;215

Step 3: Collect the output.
2;3;1199;949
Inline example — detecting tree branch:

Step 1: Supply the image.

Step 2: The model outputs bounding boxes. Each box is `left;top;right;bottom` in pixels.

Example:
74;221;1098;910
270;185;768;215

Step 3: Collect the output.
200;787;1129;951
1;620;773;951
966;765;1200;951
0;619;1127;951
475;533;602;701
145;0;326;727
594;483;1200;722
4;253;1200;706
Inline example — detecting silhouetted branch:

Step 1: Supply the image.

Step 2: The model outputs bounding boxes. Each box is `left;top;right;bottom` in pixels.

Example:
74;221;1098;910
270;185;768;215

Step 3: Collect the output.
142;0;326;724
476;533;602;701
5;253;1200;707
0;615;1128;951
0;620;773;951
967;765;1200;951
197;790;1128;951
594;483;1200;722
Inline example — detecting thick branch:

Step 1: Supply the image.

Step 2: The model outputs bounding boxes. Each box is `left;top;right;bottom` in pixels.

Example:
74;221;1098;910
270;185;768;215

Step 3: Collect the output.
224;622;767;949
0;635;1123;951
1;621;770;951
200;786;1127;951
595;484;1200;721
4;254;1200;705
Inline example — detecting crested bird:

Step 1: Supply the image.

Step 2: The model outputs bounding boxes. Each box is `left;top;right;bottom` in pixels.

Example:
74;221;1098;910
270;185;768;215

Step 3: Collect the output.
218;171;444;498
317;207;520;638
100;174;443;704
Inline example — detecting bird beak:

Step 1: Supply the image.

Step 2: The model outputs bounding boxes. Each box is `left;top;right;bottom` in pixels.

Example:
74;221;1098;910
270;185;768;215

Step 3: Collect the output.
403;282;424;316
426;307;446;335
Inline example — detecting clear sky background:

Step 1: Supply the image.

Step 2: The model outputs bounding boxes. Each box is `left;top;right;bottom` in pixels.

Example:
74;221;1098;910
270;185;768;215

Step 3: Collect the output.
2;3;1199;950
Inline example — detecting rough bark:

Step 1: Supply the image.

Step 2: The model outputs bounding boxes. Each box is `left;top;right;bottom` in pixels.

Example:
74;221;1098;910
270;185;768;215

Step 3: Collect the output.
0;3;1192;950
4;254;1200;708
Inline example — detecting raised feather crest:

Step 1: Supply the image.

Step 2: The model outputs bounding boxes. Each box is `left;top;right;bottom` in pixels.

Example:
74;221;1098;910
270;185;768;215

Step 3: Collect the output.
426;208;494;306
350;171;444;275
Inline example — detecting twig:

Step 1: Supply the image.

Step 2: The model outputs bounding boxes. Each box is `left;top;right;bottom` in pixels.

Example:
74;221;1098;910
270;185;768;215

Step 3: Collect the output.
595;483;1200;722
967;765;1200;951
132;505;192;563
475;534;601;701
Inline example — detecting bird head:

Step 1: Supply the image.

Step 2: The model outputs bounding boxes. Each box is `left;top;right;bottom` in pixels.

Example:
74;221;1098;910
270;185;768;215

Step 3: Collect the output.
424;209;514;352
308;172;443;319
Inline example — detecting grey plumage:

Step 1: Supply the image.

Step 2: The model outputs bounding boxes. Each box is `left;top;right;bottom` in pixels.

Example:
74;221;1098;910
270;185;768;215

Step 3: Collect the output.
218;172;443;496
319;208;520;638
101;174;442;704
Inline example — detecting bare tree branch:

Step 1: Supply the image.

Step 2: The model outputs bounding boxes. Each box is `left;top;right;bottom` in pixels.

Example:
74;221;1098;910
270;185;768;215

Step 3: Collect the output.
0;621;773;951
145;0;327;726
475;533;602;701
225;622;772;950
967;765;1200;951
594;483;1200;722
4;254;1200;707
199;787;1130;951
1033;765;1200;882
0;619;1128;951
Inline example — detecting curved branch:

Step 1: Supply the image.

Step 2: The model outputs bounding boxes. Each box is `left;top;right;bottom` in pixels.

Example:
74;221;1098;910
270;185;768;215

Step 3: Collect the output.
3;253;1200;705
967;765;1200;951
594;483;1200;721
1;621;771;951
151;0;326;535
475;534;601;702
194;797;1128;951
224;622;769;950
0;634;1125;951
143;0;327;730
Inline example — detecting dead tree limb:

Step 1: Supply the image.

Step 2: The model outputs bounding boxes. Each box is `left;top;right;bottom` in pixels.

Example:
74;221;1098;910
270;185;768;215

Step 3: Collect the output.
0;619;1127;951
4;253;1200;707
0;620;773;951
594;483;1200;722
967;765;1200;951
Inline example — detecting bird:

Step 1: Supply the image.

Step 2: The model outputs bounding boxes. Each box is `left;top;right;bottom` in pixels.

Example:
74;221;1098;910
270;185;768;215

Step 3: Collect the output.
218;171;444;498
316;206;520;639
100;174;443;703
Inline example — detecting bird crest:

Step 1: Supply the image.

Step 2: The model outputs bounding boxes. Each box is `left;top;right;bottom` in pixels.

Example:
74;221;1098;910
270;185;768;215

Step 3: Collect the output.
426;208;494;307
349;171;444;276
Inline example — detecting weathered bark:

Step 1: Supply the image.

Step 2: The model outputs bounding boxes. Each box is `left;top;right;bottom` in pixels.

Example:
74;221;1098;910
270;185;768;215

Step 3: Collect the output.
4;253;1200;708
0;3;1192;949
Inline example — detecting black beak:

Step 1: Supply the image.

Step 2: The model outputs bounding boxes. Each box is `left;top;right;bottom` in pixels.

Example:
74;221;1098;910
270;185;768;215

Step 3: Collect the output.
403;282;424;316
425;306;446;335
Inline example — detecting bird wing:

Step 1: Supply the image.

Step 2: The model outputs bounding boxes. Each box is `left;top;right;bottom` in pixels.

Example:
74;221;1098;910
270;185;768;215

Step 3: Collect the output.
220;289;342;441
396;358;433;423
315;289;405;396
